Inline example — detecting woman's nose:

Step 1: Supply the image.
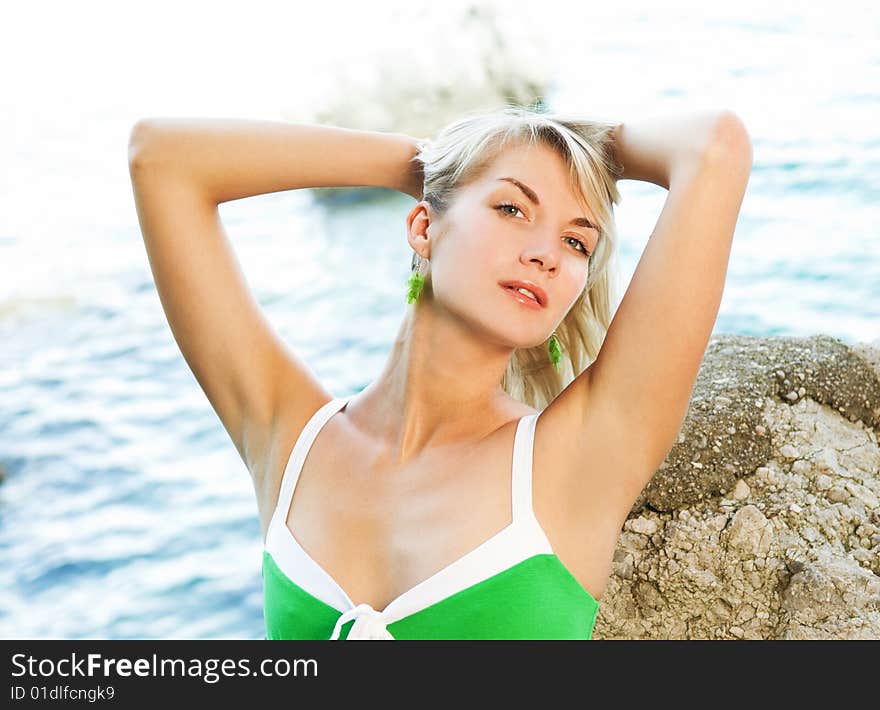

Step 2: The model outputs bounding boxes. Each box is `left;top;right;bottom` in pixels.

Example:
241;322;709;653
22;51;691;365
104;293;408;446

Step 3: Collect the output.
520;238;558;271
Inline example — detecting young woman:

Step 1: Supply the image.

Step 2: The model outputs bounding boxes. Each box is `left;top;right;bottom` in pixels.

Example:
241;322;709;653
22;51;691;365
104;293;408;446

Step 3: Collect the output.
128;105;752;639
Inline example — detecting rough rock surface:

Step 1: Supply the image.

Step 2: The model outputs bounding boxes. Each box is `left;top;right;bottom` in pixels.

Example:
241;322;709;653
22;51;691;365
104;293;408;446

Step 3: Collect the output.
593;334;880;640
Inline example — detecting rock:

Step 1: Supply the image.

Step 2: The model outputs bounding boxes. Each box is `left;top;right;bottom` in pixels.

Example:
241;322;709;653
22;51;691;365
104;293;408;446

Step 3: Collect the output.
779;548;880;637
792;460;812;474
626;516;659;535
727;505;774;557
846;483;878;509
625;333;880;516
779;444;801;460
592;334;880;640
815;448;848;477
827;487;849;503
733;480;750;500
284;4;555;155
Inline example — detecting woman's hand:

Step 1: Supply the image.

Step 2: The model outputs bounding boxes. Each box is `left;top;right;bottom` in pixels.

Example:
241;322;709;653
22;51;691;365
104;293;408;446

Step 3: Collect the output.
397;136;428;201
611;111;743;190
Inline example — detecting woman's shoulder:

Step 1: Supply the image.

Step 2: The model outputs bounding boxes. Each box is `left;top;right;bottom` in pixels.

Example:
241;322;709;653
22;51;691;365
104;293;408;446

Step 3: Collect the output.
496;393;541;421
254;381;336;537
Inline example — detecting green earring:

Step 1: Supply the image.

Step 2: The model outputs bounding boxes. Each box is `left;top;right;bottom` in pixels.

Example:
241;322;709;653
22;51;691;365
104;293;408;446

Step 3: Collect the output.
406;253;429;304
547;332;563;372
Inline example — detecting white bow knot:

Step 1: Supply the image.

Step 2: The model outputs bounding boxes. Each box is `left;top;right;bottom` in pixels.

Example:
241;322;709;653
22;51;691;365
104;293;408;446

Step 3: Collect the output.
330;603;396;640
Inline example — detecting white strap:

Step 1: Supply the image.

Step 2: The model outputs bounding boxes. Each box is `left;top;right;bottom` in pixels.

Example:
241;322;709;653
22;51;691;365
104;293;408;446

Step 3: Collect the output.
511;413;540;522
271;396;350;532
330;603;396;640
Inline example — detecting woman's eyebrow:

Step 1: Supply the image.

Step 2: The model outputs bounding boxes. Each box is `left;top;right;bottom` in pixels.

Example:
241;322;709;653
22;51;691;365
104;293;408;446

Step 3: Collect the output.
497;177;599;231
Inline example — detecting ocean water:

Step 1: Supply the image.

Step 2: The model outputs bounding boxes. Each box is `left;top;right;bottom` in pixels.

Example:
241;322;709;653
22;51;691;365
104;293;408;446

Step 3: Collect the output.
1;0;877;639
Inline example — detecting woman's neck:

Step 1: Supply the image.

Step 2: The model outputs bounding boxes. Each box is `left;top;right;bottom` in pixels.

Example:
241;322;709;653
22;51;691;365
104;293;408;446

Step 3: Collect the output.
348;303;513;464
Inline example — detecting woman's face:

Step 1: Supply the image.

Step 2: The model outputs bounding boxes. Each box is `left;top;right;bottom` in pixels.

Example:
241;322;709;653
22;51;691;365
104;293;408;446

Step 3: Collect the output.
412;141;599;349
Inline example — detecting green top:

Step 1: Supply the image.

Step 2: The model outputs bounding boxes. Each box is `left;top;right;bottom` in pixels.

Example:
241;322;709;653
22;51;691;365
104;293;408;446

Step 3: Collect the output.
261;395;600;640
263;549;599;640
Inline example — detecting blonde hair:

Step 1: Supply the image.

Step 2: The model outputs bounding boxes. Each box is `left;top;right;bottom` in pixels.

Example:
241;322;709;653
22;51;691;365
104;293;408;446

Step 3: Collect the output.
410;103;624;410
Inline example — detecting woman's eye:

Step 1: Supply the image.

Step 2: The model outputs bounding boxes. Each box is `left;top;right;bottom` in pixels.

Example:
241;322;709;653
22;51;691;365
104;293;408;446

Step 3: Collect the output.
496;202;592;257
565;236;592;257
495;202;524;218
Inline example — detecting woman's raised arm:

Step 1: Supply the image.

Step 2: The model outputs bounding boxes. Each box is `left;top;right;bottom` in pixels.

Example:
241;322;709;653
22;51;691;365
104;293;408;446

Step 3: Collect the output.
540;110;752;534
127;119;421;527
128;118;422;203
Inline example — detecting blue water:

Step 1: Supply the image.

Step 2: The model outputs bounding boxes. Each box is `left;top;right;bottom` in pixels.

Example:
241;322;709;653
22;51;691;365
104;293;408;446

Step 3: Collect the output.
1;1;878;639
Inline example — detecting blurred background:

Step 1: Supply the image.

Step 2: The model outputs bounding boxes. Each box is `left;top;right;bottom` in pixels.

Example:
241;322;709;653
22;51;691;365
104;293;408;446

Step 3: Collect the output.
1;0;877;639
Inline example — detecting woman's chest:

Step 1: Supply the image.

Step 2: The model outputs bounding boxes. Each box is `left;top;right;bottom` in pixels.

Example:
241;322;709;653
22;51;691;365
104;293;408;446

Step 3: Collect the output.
280;420;519;609
262;410;617;609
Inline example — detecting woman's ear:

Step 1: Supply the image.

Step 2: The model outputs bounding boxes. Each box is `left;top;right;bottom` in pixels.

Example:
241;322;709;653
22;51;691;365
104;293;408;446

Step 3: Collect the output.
406;201;436;258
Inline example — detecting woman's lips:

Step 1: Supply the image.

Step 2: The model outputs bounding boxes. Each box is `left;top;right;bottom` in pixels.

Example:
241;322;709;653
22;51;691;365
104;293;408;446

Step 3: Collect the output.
501;284;544;310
